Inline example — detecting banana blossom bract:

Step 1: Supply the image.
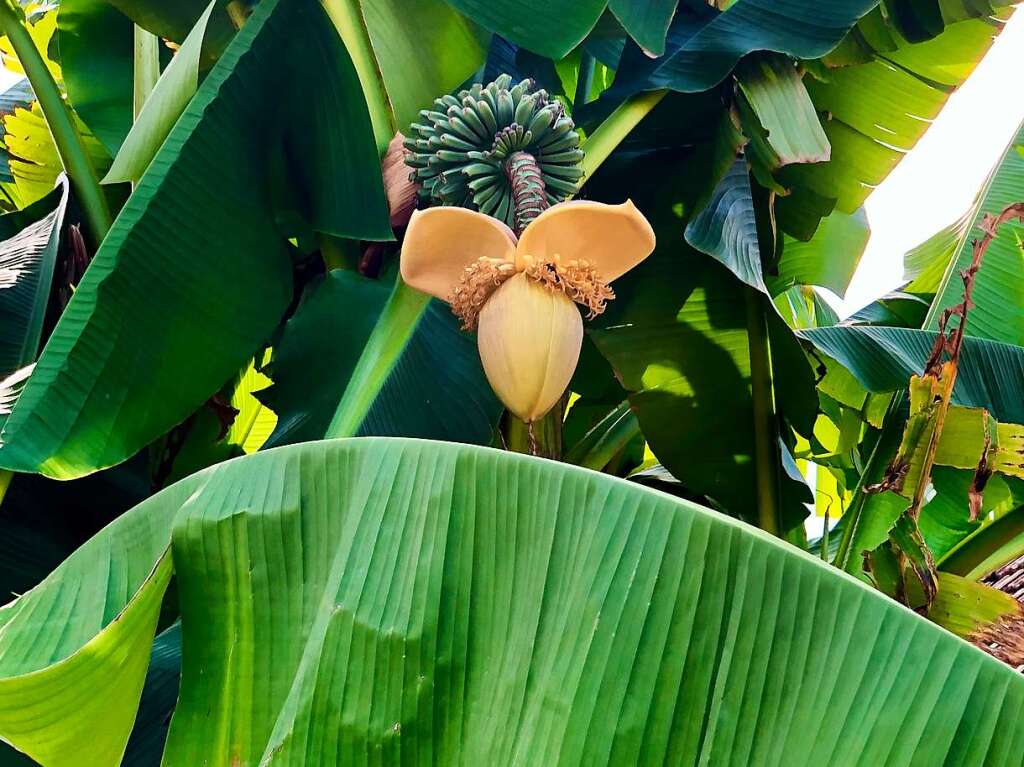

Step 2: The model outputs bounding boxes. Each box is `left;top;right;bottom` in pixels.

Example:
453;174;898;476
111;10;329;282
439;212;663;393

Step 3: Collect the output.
401;200;655;422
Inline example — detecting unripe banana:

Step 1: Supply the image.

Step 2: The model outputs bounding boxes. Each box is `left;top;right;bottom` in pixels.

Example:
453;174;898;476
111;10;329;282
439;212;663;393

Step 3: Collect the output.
403;75;582;228
476;273;582;422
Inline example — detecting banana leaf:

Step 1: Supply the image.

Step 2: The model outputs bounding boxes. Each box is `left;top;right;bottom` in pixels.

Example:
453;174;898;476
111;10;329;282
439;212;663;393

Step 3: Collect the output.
0;0;389;478
1;438;1023;766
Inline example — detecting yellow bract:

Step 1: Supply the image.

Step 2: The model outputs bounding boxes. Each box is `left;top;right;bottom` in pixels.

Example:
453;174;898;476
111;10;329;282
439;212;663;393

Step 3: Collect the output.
477;273;583;422
401;200;655;298
400;206;516;301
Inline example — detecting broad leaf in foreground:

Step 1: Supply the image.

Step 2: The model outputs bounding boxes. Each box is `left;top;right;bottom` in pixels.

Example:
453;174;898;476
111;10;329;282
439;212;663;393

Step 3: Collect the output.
0;438;1023;765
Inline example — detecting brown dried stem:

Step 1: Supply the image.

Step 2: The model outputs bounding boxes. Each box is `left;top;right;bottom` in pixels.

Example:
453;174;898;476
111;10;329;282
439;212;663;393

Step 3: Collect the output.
872;202;1024;516
910;203;1024;517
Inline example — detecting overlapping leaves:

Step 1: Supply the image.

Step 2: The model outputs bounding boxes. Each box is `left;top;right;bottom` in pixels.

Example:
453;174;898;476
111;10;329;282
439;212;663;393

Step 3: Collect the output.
0;0;389;478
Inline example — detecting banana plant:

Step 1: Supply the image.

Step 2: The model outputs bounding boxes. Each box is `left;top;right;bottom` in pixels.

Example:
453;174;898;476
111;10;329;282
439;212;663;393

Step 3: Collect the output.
802;123;1024;589
0;0;1020;763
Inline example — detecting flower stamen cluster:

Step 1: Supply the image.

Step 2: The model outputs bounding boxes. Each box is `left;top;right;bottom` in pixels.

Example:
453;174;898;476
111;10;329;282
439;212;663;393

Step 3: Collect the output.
449;256;614;330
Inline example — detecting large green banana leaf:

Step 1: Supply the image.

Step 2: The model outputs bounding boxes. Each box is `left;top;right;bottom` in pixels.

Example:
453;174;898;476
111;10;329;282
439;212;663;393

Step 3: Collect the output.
683;159;767;293
360;0;489;133
104;0;235;54
0;0;389;479
583;124;816;534
606;0;677;57
773;209;870;298
785;9;1013;218
645;0;879;92
1;438;1023;765
589;5;1007;277
444;0;886;69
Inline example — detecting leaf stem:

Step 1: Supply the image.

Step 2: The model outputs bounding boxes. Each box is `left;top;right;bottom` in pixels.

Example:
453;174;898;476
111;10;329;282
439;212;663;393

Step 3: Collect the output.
319;234;359;270
320;0;394;154
133;25;160;119
564;398;639;470
0;0;111;244
746;288;780;536
0;469;10;507
505;402;563;459
573;50;595;108
324;276;429;437
579;89;667;181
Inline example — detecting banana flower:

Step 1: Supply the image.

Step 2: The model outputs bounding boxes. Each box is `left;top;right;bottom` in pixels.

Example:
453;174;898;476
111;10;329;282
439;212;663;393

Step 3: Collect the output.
401;200;655;423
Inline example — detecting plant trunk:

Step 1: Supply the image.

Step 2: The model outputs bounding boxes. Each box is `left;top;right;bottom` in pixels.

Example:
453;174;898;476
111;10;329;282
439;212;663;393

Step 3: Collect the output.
746;288;781;537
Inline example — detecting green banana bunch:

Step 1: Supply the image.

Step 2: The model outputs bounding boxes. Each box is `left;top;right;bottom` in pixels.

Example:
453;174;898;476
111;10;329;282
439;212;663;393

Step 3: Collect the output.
404;74;584;228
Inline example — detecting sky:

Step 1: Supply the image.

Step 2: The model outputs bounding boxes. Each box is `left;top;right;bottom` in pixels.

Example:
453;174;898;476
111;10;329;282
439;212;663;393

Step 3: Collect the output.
833;7;1024;317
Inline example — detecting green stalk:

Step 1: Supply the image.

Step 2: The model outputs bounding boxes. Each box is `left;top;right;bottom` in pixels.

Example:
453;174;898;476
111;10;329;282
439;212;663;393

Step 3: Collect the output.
320;0;394;154
564;399;639;470
746;288;781;537
319;235;359;271
0;0;111;245
133;25;160;119
939;505;1024;579
573;50;596;108
0;468;10;507
324;277;429;437
579;89;667;181
506;410;562;459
